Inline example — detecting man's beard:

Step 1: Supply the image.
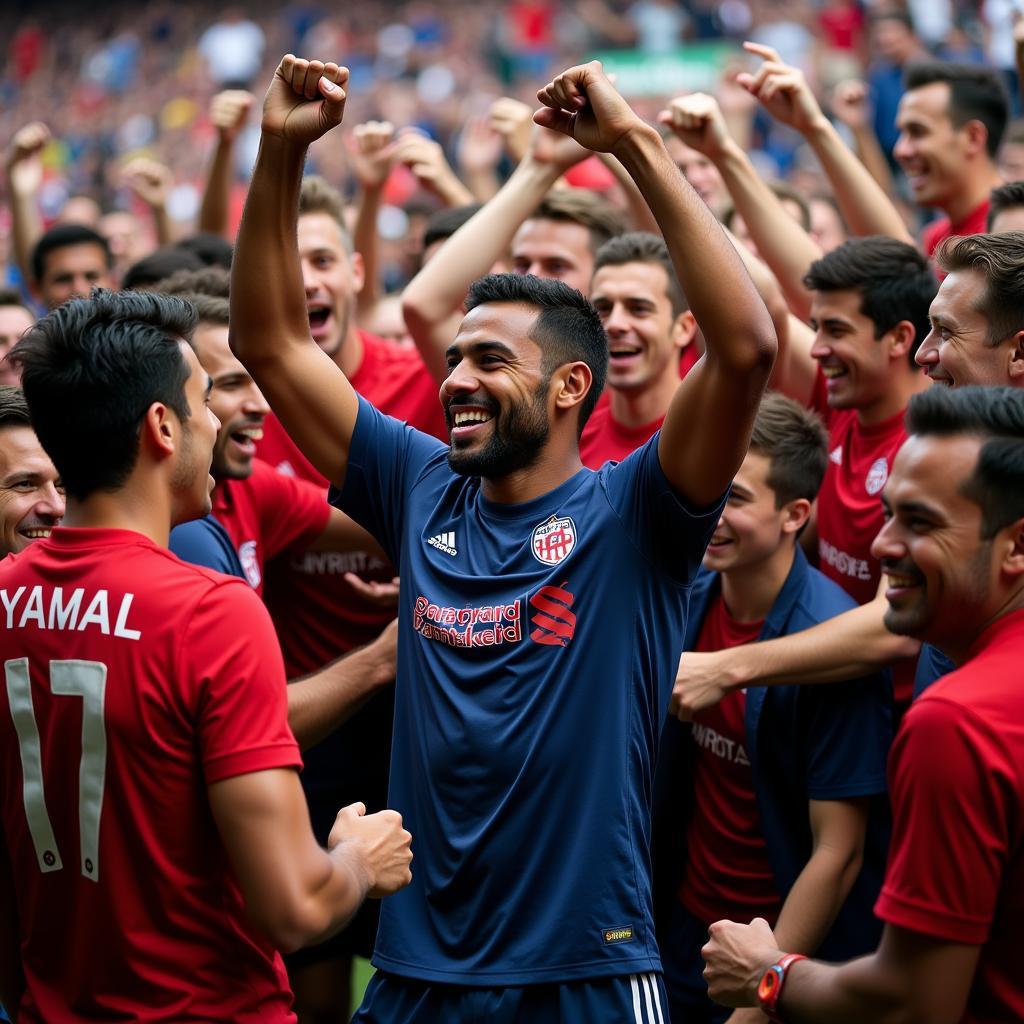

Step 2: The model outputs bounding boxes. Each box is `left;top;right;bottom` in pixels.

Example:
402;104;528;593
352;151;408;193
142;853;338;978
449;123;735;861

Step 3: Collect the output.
447;381;550;478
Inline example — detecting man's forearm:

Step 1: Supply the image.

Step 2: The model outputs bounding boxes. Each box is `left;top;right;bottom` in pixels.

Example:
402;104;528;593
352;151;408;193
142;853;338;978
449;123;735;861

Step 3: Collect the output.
287;640;395;750
720;596;918;690
6;179;42;287
714;140;820;322
803;119;911;243
198;138;235;238
401;156;561;382
230;135;309;367
354;184;383;317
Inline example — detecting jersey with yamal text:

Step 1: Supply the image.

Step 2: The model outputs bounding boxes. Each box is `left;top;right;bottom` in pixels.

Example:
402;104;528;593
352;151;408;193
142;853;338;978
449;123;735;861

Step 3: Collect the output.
0;528;301;1023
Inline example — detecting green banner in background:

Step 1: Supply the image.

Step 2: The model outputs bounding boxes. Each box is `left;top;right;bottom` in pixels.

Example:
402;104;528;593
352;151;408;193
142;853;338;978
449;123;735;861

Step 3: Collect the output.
593;42;735;98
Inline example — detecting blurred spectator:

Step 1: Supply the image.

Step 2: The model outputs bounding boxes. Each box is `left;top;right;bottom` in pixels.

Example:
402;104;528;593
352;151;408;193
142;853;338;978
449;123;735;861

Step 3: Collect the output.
869;10;930;164
197;7;266;89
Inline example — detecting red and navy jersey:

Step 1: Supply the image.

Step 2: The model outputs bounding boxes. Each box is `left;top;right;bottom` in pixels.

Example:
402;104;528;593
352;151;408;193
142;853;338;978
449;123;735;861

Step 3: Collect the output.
334;396;724;984
257;331;445;674
0;528;301;1022
876;609;1024;1023
210;459;330;596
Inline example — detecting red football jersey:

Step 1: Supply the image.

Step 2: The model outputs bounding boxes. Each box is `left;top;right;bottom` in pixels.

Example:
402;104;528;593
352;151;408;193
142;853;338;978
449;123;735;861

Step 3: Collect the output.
679;595;780;926
875;610;1024;1023
256;332;445;675
922;198;990;260
213;459;330;596
812;375;907;608
579;344;700;469
0;528;302;1022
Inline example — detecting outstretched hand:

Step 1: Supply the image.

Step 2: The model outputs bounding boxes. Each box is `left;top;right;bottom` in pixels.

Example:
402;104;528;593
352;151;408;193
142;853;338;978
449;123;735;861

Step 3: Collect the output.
736;42;825;136
534;61;645;154
261;55;350;147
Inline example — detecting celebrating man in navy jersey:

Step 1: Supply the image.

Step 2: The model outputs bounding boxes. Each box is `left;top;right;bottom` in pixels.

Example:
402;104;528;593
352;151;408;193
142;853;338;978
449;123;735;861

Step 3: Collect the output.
231;54;775;1022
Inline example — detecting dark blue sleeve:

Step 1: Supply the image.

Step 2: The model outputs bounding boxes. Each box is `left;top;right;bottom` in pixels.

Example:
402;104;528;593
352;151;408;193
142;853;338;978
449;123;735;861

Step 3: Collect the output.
169;517;246;580
329;396;447;564
599;432;727;584
913;644;955;699
802;673;892;801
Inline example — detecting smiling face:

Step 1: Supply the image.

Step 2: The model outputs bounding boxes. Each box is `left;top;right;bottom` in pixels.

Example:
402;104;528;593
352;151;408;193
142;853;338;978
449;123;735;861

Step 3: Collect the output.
809;288;903;413
0;425;64;556
190;322;269;481
510;218;595;295
298;212;364;359
703;451;795;574
916;269;1014;387
873;433;997;652
0;304;35;386
894;82;970;210
590;260;685;395
441;302;552;478
37;242;113;310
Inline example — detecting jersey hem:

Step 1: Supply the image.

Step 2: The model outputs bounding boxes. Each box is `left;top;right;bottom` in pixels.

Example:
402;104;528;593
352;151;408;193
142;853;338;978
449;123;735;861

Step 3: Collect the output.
369;953;663;985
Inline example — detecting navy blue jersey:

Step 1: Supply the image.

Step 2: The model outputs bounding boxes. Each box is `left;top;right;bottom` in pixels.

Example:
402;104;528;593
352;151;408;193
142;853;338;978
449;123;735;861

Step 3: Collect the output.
169;515;246;580
333;397;723;985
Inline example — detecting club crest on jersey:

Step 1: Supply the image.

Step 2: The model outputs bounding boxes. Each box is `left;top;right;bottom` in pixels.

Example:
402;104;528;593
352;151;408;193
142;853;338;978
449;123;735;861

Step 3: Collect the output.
239;540;261;589
865;457;889;496
531;515;577;565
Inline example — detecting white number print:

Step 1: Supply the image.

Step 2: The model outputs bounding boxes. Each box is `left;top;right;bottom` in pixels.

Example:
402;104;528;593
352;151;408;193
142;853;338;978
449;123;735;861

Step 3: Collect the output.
5;659;108;882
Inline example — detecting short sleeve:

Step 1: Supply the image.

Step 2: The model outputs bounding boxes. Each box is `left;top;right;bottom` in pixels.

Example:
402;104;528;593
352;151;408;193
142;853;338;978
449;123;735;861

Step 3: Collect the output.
874;697;1013;944
330;396;447;563
256;468;331;561
181;581;302;784
599;433;727;583
169;517;246;580
803;673;891;800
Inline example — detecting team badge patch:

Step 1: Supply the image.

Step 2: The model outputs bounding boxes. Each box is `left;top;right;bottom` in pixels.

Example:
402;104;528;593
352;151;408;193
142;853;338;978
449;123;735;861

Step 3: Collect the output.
239;540;262;589
865;457;889;496
531;515;577;565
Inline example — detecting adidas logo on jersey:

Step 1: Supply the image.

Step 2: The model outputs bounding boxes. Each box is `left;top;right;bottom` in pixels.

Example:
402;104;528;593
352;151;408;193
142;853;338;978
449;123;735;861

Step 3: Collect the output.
829;446;843;465
428;531;458;556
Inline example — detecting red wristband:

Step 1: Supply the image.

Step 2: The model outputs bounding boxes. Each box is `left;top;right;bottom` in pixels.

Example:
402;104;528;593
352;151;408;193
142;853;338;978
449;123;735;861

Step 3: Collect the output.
757;952;807;1023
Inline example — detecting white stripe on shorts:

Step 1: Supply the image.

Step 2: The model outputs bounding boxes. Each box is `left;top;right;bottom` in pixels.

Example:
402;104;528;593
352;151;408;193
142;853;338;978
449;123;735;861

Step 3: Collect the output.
630;974;643;1023
646;972;666;1024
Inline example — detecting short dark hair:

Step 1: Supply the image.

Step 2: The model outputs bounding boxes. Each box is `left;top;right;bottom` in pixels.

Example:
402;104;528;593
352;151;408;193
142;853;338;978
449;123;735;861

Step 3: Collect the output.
0;385;31;431
9;289;197;500
906;385;1024;538
464;273;608;431
122;247;205;291
423;204;484;252
530;190;627;255
905;61;1009;158
31;225;112;284
803;236;936;366
175;232;233;269
593;232;690;317
154;265;231;300
987;182;1024;230
749;392;828;506
934;232;1024;345
0;286;32;313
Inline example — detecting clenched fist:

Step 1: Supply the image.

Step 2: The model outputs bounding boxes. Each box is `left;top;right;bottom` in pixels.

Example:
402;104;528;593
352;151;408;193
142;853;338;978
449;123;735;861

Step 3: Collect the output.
261;55;350;147
329;801;412;898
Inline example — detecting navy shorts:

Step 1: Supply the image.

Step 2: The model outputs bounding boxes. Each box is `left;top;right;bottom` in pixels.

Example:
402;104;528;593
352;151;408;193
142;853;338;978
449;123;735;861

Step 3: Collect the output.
352;969;669;1024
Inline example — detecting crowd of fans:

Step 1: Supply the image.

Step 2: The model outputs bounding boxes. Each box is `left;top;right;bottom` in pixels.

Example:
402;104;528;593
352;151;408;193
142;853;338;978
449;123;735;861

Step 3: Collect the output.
4;1;1024;1023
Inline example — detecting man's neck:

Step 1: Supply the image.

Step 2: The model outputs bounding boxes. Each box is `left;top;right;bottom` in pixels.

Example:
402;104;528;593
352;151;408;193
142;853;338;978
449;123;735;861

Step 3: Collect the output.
333;326;365;380
942;587;1024;666
62;486;173;549
720;544;795;623
609;365;680;429
856;368;930;428
941;165;1001;226
480;447;584;505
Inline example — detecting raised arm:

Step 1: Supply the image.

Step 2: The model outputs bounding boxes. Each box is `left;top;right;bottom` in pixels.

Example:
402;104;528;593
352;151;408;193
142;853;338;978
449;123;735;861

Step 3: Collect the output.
537;61;776;505
739;43;913;246
349;120;397;320
401;125;587;383
229;56;358;487
198;89;254;239
209;772;411;952
660;90;822;322
5;122;49;286
121;157;175;246
831;79;897;197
